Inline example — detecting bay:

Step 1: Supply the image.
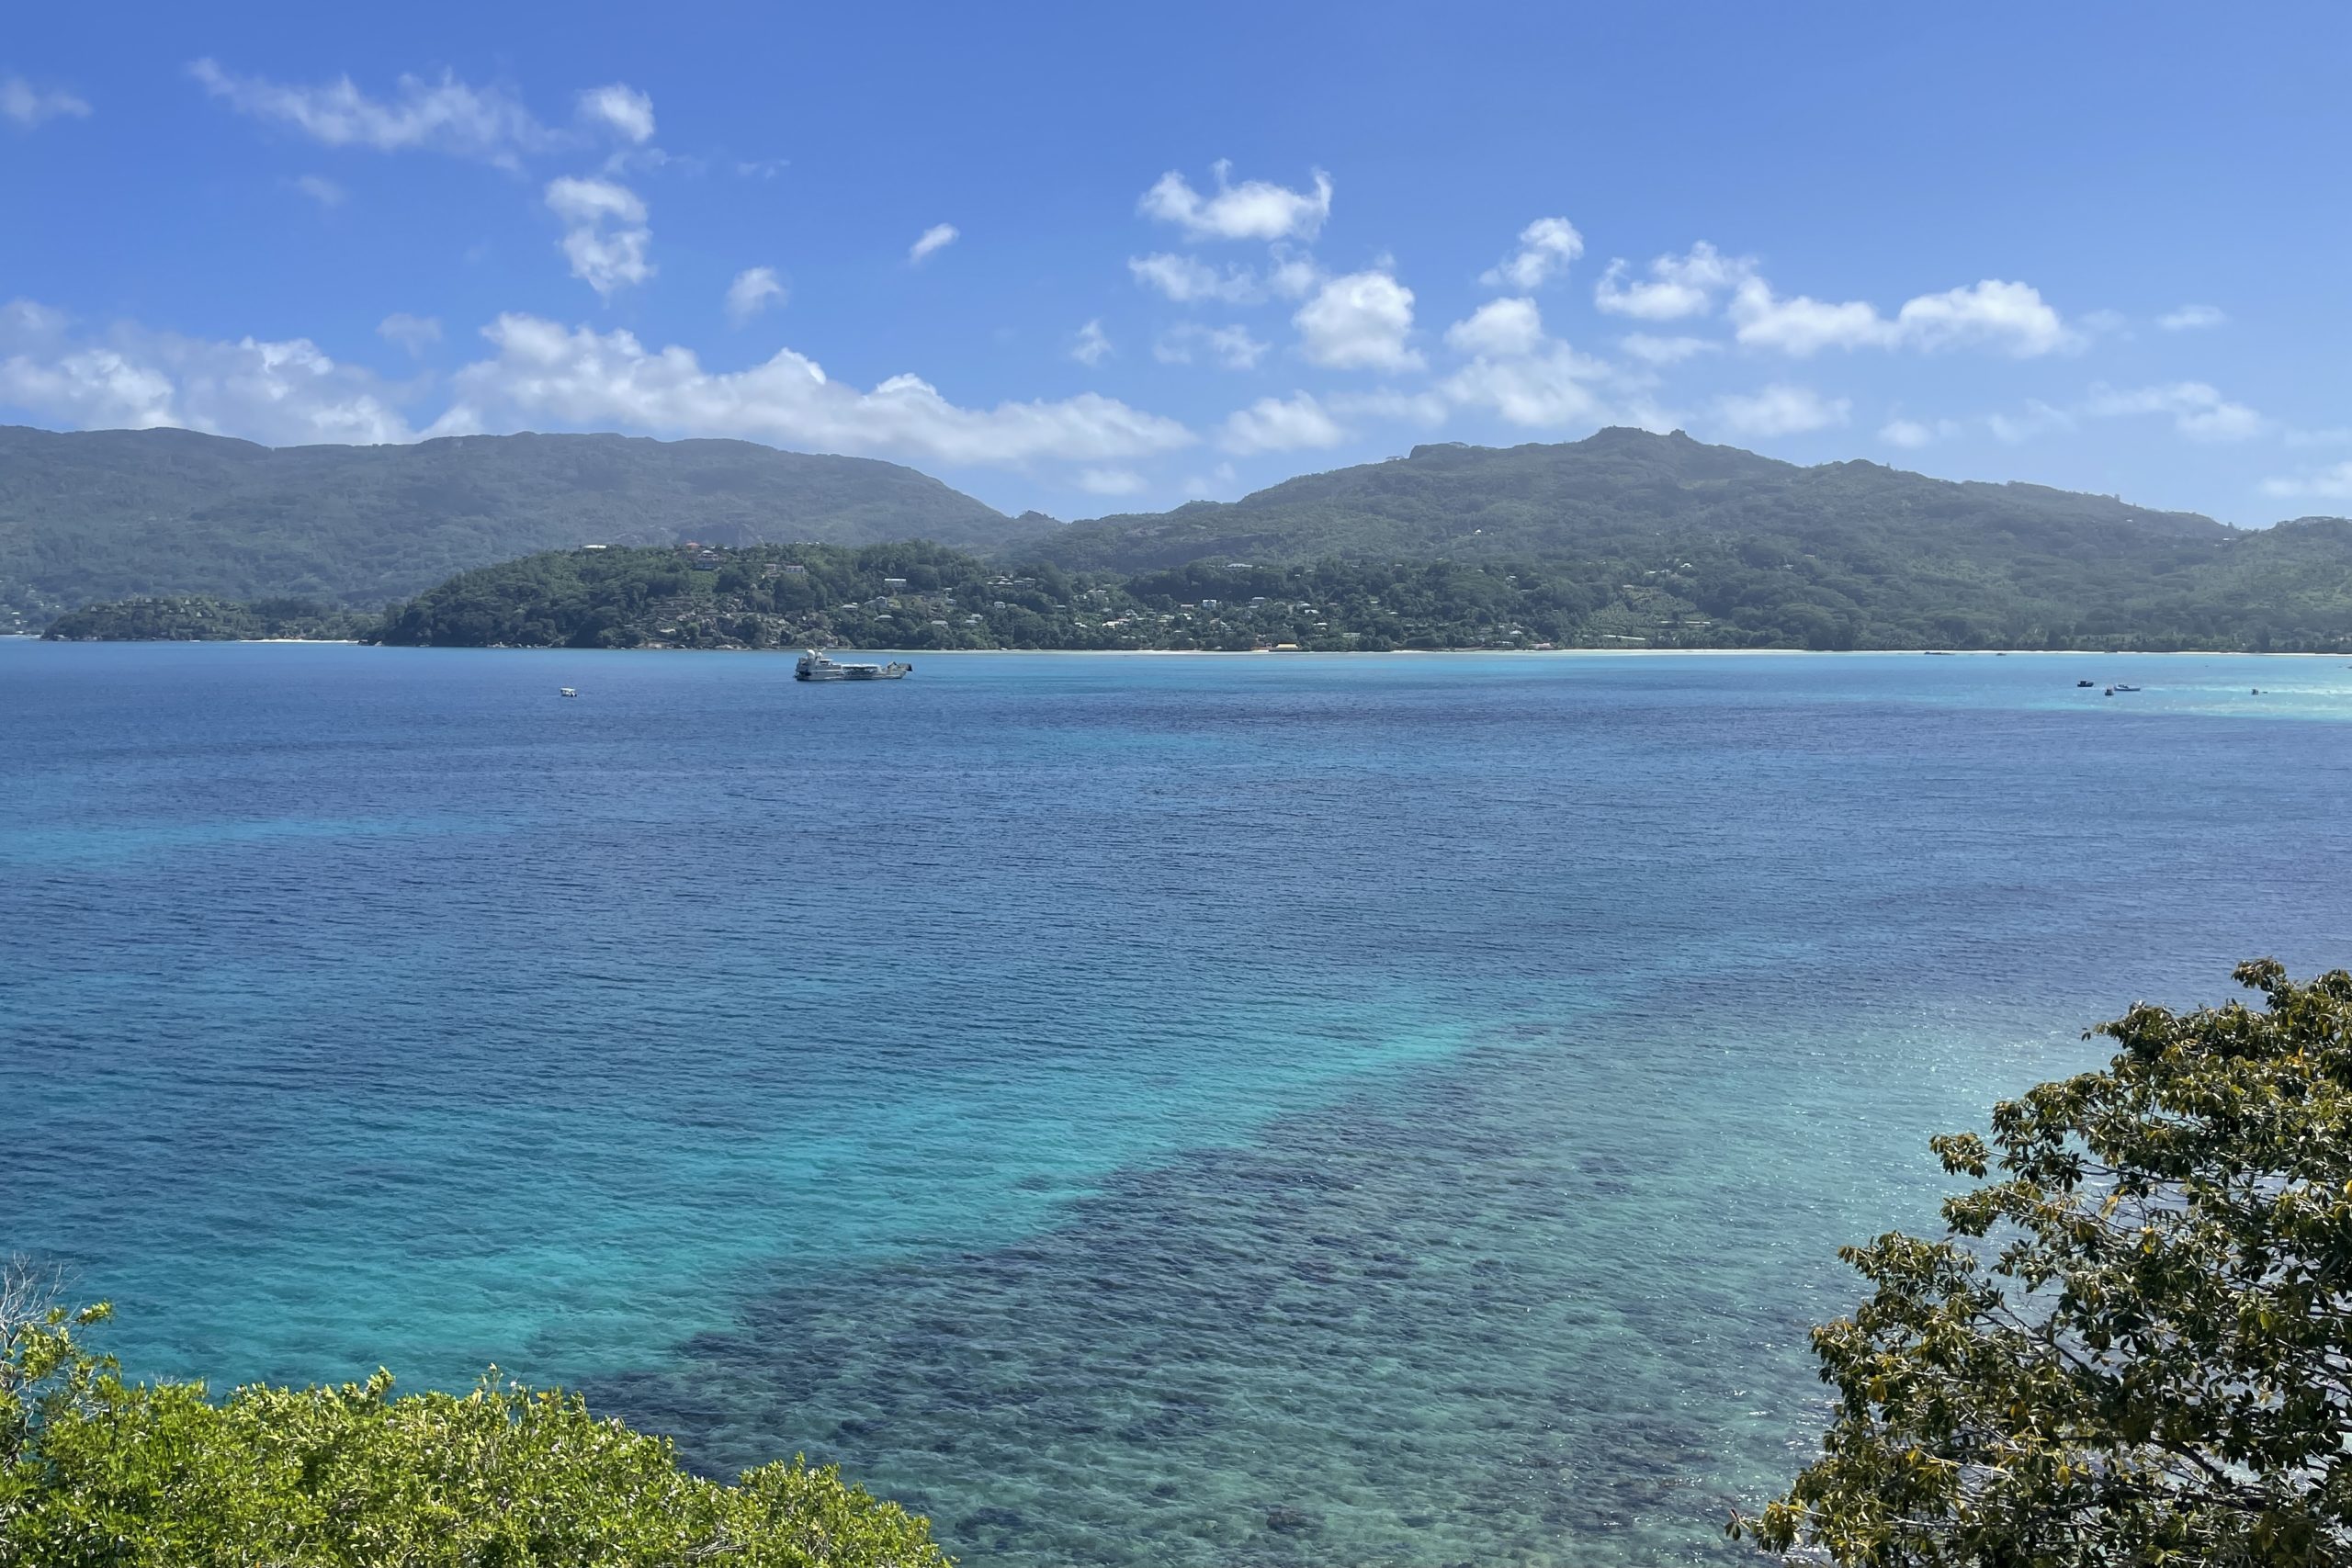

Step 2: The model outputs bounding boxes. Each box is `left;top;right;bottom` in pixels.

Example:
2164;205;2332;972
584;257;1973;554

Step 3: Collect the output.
5;642;2348;1564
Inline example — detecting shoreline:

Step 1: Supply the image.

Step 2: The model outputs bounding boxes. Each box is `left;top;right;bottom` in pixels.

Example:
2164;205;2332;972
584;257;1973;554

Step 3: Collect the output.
20;641;2345;660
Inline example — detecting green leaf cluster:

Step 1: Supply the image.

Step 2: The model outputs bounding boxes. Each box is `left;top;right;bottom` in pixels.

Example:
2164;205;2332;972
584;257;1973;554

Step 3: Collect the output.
1740;960;2352;1565
0;1298;947;1568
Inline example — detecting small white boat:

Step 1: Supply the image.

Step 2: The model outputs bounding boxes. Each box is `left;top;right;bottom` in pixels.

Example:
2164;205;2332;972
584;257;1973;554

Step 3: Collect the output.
559;687;578;698
796;649;911;682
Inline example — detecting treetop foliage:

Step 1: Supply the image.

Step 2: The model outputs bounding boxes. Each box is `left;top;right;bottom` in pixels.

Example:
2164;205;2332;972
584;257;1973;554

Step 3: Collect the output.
1742;960;2352;1566
0;1290;947;1568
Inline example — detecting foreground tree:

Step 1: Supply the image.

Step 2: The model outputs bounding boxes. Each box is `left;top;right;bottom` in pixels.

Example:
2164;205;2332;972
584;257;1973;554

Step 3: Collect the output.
0;1285;945;1568
1739;960;2352;1565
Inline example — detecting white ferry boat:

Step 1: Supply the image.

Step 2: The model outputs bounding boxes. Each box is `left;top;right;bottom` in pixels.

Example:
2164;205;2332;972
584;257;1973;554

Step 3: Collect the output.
796;649;912;682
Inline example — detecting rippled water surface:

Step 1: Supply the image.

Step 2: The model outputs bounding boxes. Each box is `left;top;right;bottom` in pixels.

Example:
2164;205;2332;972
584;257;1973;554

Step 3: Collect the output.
6;644;2350;1564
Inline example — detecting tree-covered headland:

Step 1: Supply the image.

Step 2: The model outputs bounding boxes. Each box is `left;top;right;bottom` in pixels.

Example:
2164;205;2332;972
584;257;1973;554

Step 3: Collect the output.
0;1287;946;1568
347;533;2352;652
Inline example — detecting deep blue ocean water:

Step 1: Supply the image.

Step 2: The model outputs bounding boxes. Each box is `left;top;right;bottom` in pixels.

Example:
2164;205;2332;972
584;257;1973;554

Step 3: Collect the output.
6;641;2350;1565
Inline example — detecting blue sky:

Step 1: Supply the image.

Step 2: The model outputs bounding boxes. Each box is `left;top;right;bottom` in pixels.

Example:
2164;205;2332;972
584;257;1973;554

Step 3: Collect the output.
4;0;2347;525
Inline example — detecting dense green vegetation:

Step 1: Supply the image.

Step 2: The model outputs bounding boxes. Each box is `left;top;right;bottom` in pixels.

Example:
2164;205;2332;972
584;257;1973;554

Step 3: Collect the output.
1740;960;2352;1565
0;424;1038;627
361;525;2352;652
1037;429;2352;649
42;595;376;642
0;1291;946;1568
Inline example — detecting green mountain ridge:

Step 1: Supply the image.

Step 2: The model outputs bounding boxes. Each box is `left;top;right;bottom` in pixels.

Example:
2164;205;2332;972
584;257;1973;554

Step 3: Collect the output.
0;424;1040;626
16;423;2352;649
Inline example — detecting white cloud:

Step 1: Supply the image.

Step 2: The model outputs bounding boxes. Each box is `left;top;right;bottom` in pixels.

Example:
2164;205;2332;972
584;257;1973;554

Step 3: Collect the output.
1154;322;1267;370
292;174;346;208
0;302;1201;468
1593;243;1751;320
725;266;786;324
1725;279;1897;355
1218;391;1348;454
2084;381;2264;441
909;222;958;264
576;84;654;143
2157;303;2226;332
1444;297;1545;358
1897;280;2075;355
1139;161;1331;243
438;313;1194;467
2259;464;2352;502
1071;318;1113;366
1076;467;1147;495
546;177;653;299
1728;276;2074;357
1126;250;1320;307
377;312;443;355
1129;253;1250;305
188;58;552;167
1713;384;1850;438
1618;333;1718;366
1295;269;1420;371
1442;344;1611;429
1879;416;1960;449
0;299;416;445
2;75;91;128
545;175;644;225
1480;217;1584;290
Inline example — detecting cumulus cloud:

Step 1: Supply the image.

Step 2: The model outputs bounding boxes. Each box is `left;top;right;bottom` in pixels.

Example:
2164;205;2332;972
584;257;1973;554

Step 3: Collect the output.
1593;243;1751;320
0;299;416;445
1713;384;1850;438
1728;276;2075;357
725;266;786;324
546;176;653;299
1153;322;1267;370
1139;161;1331;243
1071;318;1113;366
1076;467;1147;495
576;83;654;143
2158;303;2227;332
909;222;958;264
1444;297;1545;358
188;58;553;167
0;300;1203;468
1128;251;1318;307
1295;269;1420;371
2;75;91;128
2084;381;2263;441
1442;345;1611;429
2260;463;2352;502
437;313;1194;467
1618;333;1718;366
1218;390;1348;454
1480;217;1584;290
377;312;443;355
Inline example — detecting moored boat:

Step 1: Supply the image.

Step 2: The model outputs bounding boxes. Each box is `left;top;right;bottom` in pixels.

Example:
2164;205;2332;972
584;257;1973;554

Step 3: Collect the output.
796;649;912;682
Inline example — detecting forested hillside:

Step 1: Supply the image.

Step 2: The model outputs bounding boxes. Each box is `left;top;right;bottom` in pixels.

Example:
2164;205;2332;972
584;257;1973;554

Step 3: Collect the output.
0;425;1036;626
1013;428;2352;649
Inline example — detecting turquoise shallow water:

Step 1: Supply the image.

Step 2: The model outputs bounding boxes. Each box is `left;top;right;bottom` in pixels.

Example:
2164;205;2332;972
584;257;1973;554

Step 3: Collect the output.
5;644;2351;1564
